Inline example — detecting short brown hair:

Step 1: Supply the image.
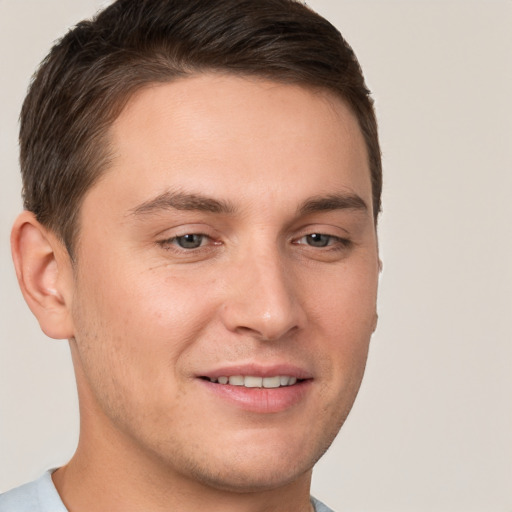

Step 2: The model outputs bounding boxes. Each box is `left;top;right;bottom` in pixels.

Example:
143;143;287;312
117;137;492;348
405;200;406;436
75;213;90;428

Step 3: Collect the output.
20;0;382;255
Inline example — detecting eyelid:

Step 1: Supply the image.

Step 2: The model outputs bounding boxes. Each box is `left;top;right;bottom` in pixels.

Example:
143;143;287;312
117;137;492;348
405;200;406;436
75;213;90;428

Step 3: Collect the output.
154;222;223;255
158;232;217;247
293;233;351;248
154;222;216;238
291;222;351;240
295;233;338;244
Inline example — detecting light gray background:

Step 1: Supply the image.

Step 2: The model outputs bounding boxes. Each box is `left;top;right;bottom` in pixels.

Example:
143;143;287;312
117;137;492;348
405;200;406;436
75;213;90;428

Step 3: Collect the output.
1;1;511;511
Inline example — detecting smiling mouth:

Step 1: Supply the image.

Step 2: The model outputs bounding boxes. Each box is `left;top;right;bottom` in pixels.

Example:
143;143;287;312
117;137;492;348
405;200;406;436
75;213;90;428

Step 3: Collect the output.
201;375;303;388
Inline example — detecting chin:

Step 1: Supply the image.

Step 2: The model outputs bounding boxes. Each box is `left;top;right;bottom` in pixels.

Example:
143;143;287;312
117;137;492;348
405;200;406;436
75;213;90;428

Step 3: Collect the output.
186;457;312;494
165;428;333;494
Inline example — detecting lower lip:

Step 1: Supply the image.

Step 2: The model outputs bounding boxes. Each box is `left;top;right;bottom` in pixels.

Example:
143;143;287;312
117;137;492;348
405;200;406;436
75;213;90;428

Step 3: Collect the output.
198;379;312;414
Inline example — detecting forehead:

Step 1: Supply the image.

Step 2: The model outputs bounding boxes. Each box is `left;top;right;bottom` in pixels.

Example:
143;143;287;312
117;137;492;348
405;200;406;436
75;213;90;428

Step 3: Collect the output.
92;73;372;217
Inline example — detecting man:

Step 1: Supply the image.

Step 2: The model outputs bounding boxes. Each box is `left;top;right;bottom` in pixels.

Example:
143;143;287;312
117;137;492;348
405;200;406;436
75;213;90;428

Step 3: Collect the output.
0;0;381;511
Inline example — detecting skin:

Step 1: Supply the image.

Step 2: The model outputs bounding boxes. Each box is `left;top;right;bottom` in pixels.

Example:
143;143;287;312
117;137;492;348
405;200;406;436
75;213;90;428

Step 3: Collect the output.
12;74;379;512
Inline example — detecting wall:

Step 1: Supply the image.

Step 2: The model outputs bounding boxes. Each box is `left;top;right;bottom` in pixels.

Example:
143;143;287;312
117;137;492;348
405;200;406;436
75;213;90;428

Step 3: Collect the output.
1;1;510;510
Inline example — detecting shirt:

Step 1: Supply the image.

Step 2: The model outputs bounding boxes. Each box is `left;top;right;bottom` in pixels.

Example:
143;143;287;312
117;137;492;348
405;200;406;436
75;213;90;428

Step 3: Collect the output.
0;471;335;512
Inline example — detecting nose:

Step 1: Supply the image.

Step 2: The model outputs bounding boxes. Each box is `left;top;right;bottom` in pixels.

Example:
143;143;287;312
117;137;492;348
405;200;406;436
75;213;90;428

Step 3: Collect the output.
220;247;305;341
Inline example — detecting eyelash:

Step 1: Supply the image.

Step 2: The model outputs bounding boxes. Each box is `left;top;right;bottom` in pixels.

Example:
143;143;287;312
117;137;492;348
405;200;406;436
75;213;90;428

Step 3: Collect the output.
293;233;352;251
158;233;216;251
157;233;352;253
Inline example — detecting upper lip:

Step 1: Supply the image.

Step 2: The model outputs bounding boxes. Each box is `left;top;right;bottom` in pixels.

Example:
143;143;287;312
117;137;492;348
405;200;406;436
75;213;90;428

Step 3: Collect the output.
197;363;313;380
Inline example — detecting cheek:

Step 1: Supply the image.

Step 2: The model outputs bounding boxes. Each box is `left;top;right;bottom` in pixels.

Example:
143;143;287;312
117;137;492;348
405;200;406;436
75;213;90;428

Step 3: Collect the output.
305;259;378;390
70;256;220;404
306;258;378;334
79;253;216;338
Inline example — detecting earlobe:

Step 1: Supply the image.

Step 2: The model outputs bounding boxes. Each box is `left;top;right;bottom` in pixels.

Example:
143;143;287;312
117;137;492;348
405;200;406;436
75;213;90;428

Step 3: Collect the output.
11;211;75;340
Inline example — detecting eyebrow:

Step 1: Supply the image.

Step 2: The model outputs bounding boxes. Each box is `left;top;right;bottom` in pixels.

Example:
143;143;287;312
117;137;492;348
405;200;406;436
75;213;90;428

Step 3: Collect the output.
129;190;368;218
129;190;237;216
297;193;368;216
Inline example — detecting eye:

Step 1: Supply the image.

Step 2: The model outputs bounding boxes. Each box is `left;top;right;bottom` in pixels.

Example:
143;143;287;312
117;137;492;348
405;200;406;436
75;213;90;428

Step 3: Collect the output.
172;234;208;249
156;231;222;261
297;233;343;248
157;233;213;251
303;233;332;247
292;232;353;259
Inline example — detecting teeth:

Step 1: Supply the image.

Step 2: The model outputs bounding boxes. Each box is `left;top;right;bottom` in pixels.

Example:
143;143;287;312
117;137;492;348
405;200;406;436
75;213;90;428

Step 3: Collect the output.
280;376;290;386
244;376;263;388
262;376;281;388
229;375;244;386
208;375;299;388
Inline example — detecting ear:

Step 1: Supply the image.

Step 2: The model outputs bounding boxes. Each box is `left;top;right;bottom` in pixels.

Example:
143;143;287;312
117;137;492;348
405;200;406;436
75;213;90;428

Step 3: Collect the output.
11;211;75;340
372;258;382;334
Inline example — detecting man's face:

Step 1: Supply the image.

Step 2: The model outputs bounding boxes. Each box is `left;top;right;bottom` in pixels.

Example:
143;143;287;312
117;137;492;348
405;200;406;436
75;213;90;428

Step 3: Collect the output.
68;74;379;491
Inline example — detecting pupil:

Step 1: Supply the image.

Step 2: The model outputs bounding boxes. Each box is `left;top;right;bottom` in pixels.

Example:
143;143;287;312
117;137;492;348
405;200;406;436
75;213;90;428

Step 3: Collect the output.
178;234;203;248
307;233;329;247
